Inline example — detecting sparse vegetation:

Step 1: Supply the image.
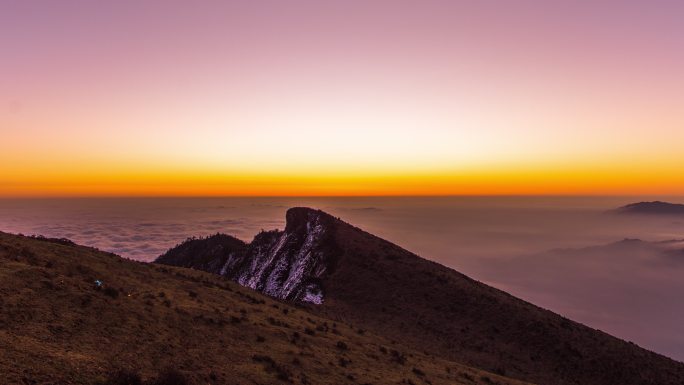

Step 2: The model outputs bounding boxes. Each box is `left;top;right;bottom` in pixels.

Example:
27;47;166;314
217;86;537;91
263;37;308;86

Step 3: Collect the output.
252;355;291;381
100;368;188;385
100;369;142;385
391;350;407;365
149;368;189;385
103;286;120;299
0;231;526;385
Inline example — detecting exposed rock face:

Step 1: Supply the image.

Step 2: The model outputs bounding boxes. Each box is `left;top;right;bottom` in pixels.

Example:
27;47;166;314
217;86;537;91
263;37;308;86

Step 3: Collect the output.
156;208;337;304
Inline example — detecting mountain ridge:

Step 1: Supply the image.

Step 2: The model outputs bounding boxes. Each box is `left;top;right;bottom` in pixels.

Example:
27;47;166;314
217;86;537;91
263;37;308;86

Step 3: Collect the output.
157;207;684;385
616;201;684;215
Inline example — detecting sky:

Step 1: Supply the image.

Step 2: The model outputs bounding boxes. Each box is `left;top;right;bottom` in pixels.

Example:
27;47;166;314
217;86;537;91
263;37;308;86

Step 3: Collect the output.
2;0;684;197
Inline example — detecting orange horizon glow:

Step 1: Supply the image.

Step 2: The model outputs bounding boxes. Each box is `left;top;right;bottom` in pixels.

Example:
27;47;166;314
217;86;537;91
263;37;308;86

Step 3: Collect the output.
3;160;684;198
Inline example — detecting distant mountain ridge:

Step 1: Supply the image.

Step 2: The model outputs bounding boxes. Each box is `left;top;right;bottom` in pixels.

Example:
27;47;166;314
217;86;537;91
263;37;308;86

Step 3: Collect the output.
156;207;684;385
616;201;684;215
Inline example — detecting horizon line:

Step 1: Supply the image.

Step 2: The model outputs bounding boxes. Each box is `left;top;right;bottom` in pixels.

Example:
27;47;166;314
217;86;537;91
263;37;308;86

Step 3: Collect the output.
1;194;683;200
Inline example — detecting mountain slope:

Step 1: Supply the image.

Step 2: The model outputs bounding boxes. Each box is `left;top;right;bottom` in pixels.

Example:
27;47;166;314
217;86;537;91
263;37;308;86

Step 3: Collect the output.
157;207;684;385
470;238;684;361
0;231;525;385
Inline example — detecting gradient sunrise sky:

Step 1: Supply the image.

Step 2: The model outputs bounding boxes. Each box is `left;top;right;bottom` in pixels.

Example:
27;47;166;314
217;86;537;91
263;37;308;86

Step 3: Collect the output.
2;1;683;197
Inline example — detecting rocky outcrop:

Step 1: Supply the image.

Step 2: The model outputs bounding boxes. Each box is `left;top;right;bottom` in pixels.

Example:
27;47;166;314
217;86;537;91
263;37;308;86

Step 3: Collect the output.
155;233;248;273
156;208;338;304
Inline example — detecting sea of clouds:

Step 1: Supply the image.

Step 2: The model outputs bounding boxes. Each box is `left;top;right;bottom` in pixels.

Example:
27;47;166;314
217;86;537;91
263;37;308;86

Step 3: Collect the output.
1;196;683;360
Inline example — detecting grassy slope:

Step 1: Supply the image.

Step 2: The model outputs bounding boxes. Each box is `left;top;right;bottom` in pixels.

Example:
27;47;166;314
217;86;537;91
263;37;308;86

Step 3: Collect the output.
0;232;529;385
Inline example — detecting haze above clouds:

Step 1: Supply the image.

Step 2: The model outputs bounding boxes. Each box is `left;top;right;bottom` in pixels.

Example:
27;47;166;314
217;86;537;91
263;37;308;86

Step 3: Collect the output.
1;196;683;360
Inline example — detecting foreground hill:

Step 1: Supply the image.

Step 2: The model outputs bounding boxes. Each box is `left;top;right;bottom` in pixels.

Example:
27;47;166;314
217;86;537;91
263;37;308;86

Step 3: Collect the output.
0;231;526;385
158;207;684;385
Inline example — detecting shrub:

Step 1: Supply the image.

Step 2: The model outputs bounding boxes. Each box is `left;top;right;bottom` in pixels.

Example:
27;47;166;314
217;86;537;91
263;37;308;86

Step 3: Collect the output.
252;355;275;365
338;357;351;367
267;317;289;328
412;368;425;376
252;355;291;381
149;368;189;385
390;350;406;365
103;287;120;299
100;369;142;385
81;295;93;307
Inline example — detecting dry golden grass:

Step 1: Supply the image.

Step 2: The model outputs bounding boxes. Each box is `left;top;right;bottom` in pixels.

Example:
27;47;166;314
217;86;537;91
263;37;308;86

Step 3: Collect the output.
0;232;530;385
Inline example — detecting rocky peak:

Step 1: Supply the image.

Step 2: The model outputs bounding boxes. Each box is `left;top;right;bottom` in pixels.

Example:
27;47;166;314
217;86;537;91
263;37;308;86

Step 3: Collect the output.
156;207;339;304
284;207;337;232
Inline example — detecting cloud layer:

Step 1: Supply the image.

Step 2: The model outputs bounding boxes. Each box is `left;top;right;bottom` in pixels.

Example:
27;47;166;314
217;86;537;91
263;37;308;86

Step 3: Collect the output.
1;196;683;360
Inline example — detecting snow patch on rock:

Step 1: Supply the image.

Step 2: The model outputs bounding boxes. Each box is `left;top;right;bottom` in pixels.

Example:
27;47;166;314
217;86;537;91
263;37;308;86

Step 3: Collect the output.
302;284;324;305
221;210;331;304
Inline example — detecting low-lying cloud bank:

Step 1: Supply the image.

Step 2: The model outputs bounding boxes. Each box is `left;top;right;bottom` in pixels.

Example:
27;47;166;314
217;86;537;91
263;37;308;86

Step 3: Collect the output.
1;196;683;360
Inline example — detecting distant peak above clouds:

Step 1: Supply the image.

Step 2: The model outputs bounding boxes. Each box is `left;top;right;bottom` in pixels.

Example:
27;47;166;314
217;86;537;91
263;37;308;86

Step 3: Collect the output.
615;201;684;215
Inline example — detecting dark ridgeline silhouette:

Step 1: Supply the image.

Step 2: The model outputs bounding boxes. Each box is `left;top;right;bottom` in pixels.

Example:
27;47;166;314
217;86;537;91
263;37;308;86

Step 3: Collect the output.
157;207;684;385
616;201;684;215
